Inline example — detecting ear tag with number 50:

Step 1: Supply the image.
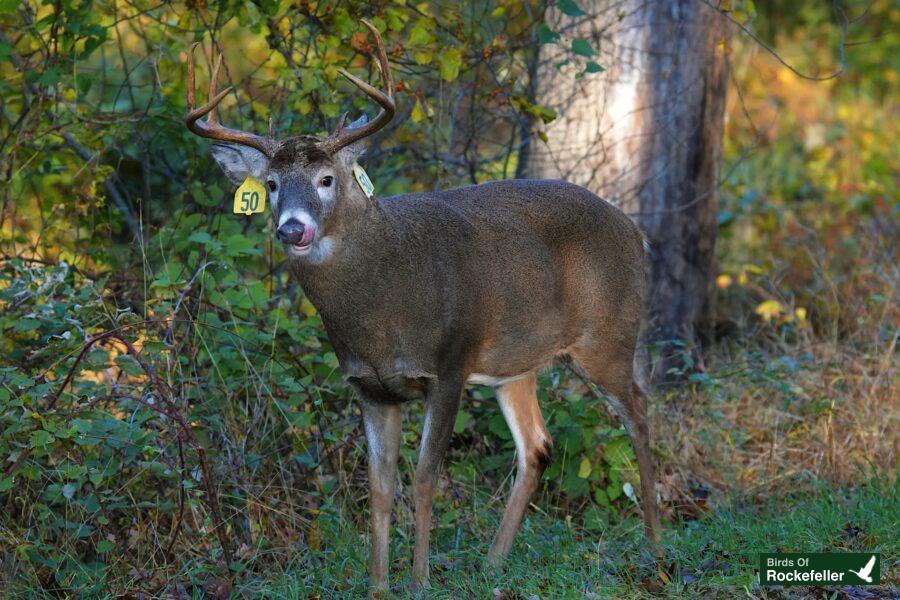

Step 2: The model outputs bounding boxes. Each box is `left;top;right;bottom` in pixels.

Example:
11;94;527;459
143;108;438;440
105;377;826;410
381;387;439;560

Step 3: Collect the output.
353;164;375;198
233;177;266;216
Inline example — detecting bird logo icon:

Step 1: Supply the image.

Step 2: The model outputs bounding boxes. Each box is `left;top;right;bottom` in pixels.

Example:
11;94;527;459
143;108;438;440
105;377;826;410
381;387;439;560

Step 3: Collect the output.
848;555;877;583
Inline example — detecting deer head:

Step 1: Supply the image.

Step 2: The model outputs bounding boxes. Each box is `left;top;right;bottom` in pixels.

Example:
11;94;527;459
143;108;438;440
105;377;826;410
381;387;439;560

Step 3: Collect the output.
185;20;395;263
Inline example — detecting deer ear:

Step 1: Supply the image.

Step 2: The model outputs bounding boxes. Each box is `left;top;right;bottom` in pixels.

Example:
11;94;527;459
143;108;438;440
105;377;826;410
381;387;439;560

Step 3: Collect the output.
333;115;369;163
210;143;269;185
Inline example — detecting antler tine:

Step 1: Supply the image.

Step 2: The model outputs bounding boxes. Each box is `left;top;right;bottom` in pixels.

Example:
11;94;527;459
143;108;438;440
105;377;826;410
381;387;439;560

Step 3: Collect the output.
184;42;275;157
363;19;394;103
207;52;224;126
321;20;396;154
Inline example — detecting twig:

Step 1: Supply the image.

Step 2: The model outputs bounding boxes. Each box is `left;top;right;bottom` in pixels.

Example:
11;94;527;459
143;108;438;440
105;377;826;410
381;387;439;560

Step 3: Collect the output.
699;0;849;81
112;333;236;573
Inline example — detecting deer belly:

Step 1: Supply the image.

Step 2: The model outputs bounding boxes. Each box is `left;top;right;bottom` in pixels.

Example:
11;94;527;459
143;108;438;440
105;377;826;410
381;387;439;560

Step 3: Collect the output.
342;357;436;404
347;372;431;404
466;373;529;387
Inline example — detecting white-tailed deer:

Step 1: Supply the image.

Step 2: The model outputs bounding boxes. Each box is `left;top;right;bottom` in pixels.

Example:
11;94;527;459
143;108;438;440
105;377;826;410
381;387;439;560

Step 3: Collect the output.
186;21;661;591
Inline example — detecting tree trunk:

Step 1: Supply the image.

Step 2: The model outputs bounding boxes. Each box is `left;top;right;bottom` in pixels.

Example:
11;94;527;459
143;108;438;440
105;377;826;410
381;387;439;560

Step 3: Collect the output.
518;0;729;384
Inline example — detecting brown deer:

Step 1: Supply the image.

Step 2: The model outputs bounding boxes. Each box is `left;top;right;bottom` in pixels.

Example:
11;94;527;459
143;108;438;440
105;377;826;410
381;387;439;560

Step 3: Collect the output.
185;21;662;592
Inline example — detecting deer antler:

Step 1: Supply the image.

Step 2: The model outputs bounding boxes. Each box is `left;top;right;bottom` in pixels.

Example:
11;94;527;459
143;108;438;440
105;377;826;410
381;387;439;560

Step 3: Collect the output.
185;43;276;157
320;20;396;154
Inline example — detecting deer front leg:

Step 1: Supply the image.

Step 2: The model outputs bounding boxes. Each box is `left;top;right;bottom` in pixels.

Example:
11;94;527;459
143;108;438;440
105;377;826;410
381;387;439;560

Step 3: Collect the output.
411;376;462;588
361;400;402;592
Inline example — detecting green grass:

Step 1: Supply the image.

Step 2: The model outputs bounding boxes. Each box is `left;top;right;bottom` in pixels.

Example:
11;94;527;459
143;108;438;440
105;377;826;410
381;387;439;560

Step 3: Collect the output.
231;480;898;598
4;480;895;598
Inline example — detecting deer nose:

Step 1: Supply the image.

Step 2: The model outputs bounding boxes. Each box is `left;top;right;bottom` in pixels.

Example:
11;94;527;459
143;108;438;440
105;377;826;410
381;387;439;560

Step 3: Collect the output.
276;219;305;245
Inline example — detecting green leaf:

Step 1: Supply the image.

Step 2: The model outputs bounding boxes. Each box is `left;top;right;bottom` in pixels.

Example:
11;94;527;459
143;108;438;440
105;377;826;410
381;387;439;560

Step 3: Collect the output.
439;48;462;82
571;38;597;57
332;8;354;37
75;72;93;94
556;0;586;16
97;540;115;553
35;67;62;86
606;482;622;502
536;105;557;124
29;429;54;448
604;437;633;467
187;231;213;246
192;186;219;207
114;354;144;376
385;8;407;32
413;51;433;65
453;410;470;434
409;20;435;46
537;24;560;45
320;102;340;117
0;0;20;13
585;61;606;73
0;476;14;492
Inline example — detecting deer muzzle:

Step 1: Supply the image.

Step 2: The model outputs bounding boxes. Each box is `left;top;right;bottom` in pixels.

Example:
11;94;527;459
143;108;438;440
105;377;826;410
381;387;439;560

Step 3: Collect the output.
276;219;315;251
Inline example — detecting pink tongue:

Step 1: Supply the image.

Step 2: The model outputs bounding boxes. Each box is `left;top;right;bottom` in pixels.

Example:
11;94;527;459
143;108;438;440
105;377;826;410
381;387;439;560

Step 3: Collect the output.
296;226;316;247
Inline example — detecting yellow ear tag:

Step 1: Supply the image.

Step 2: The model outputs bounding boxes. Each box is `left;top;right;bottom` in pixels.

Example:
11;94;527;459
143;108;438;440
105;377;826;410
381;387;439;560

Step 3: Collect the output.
233;177;266;216
353;164;375;198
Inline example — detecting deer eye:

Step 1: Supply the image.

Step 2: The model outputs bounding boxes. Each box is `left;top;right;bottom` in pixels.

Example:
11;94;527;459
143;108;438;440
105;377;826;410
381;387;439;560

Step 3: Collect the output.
267;180;277;192
320;176;334;188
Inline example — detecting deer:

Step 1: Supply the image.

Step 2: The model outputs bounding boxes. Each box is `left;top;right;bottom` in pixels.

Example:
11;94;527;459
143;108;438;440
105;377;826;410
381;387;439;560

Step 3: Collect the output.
185;20;662;592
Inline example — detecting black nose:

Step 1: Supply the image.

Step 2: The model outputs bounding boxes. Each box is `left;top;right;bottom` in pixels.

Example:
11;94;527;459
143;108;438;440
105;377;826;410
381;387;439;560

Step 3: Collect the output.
276;219;305;244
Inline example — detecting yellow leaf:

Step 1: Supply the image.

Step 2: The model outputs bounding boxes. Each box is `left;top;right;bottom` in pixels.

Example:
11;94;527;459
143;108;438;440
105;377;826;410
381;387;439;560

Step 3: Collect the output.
411;99;426;123
755;300;783;322
716;274;732;289
307;523;320;550
577;457;592;478
744;264;765;274
795;307;807;325
300;298;317;317
658;565;672;584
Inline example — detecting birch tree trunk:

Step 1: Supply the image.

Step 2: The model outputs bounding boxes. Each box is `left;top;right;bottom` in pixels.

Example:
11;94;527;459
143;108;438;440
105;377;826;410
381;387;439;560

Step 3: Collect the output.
518;0;729;384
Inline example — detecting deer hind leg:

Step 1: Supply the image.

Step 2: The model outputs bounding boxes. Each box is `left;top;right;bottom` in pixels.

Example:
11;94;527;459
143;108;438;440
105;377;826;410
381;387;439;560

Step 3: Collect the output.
488;372;553;565
569;345;662;545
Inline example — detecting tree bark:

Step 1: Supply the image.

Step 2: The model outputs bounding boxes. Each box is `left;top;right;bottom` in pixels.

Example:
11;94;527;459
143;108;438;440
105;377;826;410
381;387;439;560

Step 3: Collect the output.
518;0;729;384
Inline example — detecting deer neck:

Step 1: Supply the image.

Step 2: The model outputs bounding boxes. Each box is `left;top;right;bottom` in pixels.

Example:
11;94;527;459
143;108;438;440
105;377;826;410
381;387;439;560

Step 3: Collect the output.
287;193;391;311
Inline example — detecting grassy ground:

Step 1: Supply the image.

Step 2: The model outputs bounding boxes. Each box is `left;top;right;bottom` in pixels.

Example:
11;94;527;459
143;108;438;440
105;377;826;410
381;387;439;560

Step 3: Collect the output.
229;480;898;599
